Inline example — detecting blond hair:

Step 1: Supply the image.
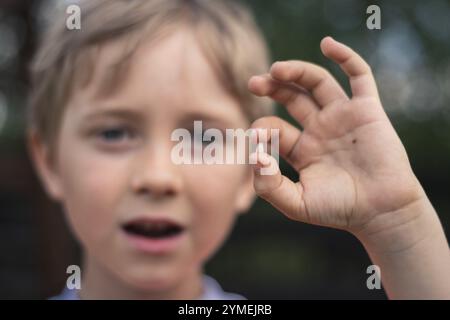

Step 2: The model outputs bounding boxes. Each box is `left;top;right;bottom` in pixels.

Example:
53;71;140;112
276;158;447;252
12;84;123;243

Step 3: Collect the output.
27;0;273;152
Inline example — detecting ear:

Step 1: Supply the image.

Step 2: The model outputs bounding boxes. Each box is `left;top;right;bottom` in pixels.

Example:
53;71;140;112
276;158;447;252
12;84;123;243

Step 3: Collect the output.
234;166;256;214
27;130;64;202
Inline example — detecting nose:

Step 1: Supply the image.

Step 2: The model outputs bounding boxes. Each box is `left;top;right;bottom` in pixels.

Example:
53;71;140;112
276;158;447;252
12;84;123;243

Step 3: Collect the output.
130;141;182;199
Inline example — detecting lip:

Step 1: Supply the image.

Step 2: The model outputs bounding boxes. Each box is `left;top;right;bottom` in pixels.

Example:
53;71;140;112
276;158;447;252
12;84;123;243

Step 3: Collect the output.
121;217;187;255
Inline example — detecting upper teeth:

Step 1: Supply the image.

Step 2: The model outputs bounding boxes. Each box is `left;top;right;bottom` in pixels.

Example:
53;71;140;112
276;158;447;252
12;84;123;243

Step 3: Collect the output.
139;222;171;231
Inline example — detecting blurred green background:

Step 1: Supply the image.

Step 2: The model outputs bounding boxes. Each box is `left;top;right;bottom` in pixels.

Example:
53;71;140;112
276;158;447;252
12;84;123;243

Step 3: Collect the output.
0;0;449;299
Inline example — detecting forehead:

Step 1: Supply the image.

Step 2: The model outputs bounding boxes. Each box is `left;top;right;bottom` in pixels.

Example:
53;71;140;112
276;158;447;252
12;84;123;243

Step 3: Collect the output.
69;28;248;127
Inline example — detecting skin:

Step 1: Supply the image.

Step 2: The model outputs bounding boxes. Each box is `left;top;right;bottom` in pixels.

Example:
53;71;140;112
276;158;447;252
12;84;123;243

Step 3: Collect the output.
248;36;450;299
29;29;255;299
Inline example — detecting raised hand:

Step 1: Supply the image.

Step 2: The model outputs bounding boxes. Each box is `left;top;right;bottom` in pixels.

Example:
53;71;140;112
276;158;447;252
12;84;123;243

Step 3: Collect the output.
248;37;424;234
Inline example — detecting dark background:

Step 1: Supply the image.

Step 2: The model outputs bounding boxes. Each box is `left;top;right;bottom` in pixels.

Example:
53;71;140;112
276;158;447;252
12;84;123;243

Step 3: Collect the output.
0;0;449;299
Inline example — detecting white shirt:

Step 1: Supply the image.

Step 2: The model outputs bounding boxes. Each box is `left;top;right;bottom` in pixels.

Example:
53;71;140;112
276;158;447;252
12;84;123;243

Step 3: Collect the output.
50;275;244;300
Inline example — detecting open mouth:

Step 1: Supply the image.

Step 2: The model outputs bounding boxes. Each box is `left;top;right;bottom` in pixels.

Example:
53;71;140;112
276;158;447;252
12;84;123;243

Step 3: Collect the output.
122;219;185;239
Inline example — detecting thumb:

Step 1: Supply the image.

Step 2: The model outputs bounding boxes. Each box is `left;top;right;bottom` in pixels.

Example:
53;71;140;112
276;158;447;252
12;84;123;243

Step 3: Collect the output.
250;149;307;222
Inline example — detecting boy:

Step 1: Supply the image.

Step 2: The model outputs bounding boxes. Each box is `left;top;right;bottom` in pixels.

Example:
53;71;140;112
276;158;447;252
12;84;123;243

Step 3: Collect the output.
27;0;450;299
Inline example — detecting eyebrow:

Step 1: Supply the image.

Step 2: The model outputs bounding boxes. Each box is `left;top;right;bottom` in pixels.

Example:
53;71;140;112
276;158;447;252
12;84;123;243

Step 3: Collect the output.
179;112;240;129
79;106;245;129
81;108;144;123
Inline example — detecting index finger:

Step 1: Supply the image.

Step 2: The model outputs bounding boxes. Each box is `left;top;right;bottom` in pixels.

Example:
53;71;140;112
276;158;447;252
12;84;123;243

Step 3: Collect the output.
320;36;379;98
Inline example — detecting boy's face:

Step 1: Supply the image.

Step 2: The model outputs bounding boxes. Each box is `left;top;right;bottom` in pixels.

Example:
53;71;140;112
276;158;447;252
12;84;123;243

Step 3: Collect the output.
32;29;255;291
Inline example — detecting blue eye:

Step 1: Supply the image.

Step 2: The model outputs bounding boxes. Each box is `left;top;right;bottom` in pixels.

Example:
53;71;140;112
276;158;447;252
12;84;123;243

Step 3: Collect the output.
99;128;130;141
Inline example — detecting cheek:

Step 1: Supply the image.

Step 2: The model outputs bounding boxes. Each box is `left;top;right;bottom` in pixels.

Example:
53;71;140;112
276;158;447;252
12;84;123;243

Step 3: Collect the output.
184;164;247;260
58;149;129;245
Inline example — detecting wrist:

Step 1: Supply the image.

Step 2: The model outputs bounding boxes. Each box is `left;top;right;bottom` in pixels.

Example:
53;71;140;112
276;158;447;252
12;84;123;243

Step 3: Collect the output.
352;192;450;299
353;190;445;255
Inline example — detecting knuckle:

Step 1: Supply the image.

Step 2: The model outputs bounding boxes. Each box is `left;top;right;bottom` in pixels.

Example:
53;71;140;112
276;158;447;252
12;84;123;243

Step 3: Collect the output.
311;62;330;76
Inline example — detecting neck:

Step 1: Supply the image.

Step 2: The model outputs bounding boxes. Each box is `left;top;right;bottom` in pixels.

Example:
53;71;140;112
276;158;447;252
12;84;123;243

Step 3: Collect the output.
79;255;203;299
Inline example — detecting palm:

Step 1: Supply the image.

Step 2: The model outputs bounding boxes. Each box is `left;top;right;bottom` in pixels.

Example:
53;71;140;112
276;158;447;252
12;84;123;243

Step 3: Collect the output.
249;37;421;232
297;97;417;230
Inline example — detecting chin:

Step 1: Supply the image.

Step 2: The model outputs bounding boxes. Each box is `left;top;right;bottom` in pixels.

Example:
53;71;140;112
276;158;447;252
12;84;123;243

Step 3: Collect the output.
121;262;185;292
